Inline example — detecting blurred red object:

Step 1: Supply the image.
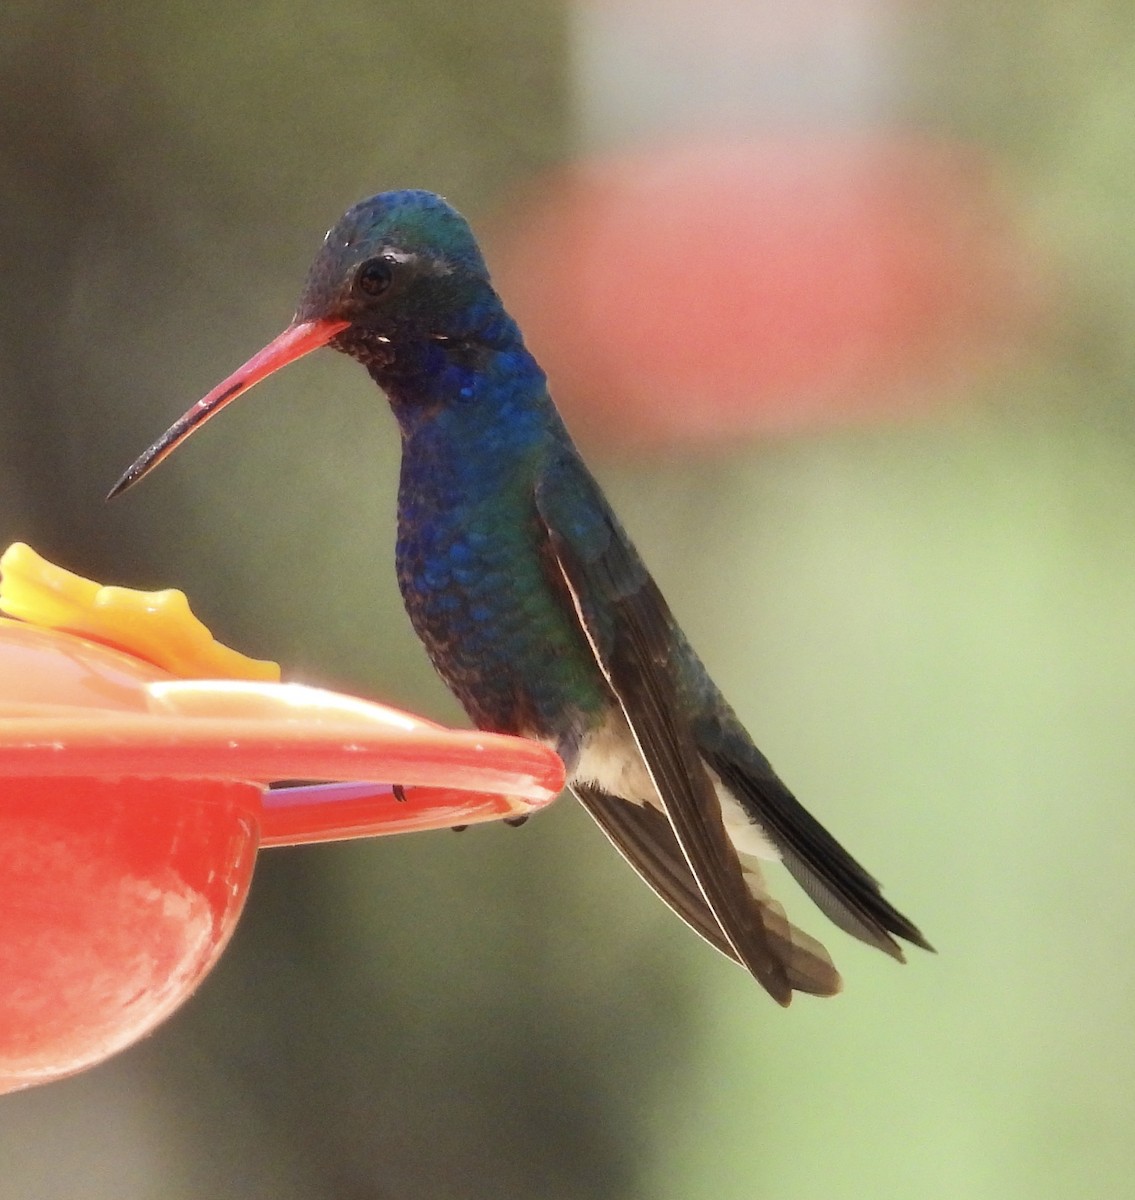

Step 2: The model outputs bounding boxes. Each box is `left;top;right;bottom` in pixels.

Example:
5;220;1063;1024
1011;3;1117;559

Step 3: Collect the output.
0;617;564;1094
490;137;1039;452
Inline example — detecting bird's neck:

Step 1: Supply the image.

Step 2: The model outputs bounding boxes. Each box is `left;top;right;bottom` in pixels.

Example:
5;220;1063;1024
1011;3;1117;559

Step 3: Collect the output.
369;313;569;458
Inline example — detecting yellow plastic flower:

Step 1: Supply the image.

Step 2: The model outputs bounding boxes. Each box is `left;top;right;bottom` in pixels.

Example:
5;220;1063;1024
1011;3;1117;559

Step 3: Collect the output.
0;542;278;681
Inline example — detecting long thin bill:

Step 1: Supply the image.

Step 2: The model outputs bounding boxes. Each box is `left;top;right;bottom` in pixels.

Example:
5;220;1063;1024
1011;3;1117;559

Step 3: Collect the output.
108;316;350;498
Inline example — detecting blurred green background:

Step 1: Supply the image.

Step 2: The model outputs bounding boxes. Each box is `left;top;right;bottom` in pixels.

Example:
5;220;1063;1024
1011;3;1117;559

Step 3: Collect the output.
3;1;1135;1197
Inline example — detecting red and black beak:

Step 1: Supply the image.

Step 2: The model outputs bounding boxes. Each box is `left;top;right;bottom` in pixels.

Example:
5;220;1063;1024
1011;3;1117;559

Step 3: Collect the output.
108;316;349;498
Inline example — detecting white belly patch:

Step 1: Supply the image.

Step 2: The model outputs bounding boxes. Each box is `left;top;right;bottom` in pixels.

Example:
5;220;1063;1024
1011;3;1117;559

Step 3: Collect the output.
564;709;780;863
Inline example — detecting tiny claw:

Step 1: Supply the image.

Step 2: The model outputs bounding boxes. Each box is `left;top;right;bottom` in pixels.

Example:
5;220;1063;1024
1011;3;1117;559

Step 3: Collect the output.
503;815;529;828
392;784;407;803
450;824;469;833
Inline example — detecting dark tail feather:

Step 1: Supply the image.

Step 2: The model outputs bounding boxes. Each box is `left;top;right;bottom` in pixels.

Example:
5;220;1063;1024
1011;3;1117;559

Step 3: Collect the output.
572;783;843;1001
739;858;842;996
706;751;934;960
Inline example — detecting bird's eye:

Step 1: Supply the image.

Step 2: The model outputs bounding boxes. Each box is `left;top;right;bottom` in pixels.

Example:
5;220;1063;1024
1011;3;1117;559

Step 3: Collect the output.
355;257;395;297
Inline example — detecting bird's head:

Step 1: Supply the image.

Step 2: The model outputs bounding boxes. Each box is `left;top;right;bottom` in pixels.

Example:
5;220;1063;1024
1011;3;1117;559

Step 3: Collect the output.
297;190;499;357
109;191;499;497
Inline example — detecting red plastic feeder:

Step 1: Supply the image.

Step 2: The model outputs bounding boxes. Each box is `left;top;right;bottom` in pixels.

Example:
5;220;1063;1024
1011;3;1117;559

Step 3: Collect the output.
0;554;564;1094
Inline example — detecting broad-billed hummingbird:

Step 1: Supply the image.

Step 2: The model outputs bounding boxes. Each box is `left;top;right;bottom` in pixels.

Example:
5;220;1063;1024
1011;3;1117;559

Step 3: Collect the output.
111;190;930;1004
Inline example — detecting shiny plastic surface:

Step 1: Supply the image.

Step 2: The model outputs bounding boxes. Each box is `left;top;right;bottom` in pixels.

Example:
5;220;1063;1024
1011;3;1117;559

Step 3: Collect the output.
0;615;564;1091
0;775;258;1092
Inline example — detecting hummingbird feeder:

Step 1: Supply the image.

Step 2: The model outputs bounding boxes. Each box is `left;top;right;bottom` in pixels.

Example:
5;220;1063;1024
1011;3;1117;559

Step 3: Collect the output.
0;543;564;1094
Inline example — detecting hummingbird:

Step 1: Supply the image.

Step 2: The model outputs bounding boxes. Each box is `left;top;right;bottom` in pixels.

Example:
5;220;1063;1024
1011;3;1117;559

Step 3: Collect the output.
111;189;930;1004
